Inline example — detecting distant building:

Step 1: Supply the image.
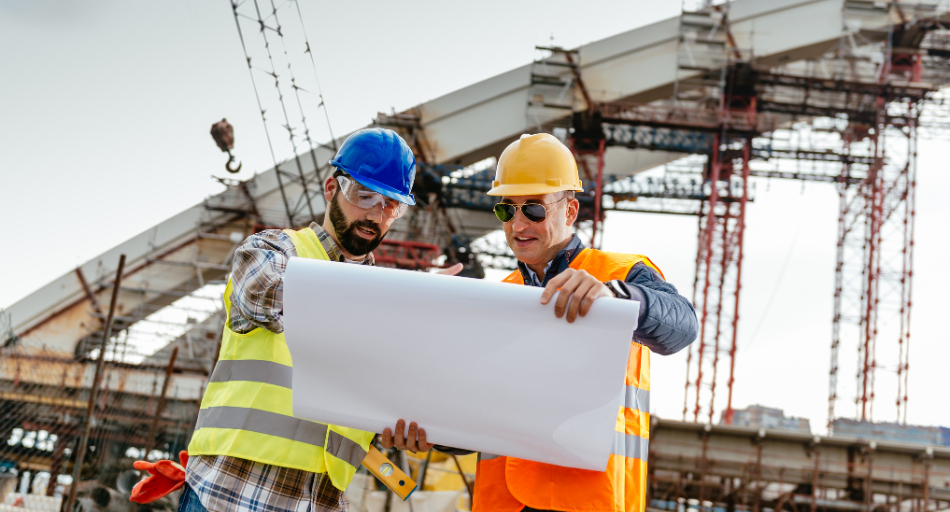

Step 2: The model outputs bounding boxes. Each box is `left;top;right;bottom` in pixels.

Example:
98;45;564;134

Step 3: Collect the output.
832;419;950;447
724;405;811;433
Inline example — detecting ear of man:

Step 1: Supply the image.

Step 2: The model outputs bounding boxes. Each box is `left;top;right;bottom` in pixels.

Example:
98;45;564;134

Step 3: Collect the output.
324;170;345;201
560;190;579;227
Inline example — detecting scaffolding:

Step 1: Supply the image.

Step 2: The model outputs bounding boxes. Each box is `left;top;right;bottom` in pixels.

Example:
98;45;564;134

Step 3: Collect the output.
546;1;950;428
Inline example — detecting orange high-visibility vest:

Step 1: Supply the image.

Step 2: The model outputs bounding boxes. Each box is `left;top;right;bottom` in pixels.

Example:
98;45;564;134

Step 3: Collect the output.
473;248;663;512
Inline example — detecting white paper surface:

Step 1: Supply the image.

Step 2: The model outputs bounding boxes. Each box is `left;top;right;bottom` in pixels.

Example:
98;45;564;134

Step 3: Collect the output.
283;257;639;471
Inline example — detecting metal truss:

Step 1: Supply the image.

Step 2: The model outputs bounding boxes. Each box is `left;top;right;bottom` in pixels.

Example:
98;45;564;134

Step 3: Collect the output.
603;123;714;154
438;167;496;213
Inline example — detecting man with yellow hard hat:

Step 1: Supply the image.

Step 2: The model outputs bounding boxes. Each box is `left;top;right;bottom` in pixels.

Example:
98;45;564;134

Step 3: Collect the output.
472;133;699;512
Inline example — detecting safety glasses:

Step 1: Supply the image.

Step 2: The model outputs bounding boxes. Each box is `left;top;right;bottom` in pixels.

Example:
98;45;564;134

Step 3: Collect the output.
337;175;408;219
493;198;566;223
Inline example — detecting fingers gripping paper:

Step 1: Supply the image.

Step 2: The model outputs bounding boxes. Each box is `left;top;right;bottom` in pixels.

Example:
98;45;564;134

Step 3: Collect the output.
282;258;639;471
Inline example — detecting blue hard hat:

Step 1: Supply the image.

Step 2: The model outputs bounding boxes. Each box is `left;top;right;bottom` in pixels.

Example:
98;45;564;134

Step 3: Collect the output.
329;128;417;205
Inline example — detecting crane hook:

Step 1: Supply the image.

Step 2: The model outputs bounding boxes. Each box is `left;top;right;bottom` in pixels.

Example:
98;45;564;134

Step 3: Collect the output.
225;150;242;174
211;119;242;174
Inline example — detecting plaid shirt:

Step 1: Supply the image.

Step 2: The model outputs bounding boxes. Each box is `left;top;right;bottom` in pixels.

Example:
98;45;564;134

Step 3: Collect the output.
228;222;374;334
185;455;347;512
186;222;374;512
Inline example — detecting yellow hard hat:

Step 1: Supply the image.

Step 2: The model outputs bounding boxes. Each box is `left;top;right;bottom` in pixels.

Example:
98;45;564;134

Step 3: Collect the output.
486;133;584;196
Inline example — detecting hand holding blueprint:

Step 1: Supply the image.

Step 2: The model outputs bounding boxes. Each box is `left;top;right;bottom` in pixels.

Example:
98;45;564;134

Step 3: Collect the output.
283;258;639;471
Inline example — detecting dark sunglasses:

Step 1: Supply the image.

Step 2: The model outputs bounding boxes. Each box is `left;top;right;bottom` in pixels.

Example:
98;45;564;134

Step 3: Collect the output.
493;198;566;223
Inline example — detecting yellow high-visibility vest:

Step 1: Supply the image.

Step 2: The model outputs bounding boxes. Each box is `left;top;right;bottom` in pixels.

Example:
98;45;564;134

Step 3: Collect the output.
188;227;376;491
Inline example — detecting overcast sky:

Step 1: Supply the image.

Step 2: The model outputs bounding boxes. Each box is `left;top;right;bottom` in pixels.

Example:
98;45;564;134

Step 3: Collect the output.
1;0;947;434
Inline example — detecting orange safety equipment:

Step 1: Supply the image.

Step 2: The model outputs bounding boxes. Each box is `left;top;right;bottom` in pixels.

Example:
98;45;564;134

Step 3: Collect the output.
473;248;664;512
487;133;584;197
130;451;188;503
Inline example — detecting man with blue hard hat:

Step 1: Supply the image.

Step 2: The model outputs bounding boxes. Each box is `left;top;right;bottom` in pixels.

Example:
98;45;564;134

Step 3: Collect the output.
178;128;460;512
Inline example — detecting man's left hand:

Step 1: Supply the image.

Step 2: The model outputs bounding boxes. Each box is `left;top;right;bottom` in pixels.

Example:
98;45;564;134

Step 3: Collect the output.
540;268;613;323
381;419;434;453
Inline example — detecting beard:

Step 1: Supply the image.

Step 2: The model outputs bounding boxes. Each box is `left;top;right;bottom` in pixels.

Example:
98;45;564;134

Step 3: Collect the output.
328;191;385;256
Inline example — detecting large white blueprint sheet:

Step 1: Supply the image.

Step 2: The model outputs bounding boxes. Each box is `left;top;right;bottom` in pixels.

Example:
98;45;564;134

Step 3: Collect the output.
283;258;640;471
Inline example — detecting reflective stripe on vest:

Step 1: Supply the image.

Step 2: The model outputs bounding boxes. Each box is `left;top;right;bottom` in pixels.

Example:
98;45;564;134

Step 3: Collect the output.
612;431;649;459
195;406;328;447
473;248;658;512
208;359;293;388
187;227;375;492
626;385;650;413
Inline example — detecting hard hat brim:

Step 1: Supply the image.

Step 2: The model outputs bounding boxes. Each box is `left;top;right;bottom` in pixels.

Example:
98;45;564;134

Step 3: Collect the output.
343;170;416;206
486;182;583;197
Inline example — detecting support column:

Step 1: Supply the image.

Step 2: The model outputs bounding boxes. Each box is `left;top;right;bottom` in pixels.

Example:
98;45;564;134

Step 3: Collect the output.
724;138;750;424
694;135;722;422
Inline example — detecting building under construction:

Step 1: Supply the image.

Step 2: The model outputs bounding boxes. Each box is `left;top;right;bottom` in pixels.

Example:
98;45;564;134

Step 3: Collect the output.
1;1;949;511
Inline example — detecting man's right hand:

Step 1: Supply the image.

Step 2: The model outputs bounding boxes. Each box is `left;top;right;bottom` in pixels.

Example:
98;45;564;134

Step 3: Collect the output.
381;419;434;453
540;268;613;323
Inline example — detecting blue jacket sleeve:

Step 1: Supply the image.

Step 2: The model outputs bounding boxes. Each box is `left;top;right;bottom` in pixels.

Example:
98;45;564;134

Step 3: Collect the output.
612;262;698;356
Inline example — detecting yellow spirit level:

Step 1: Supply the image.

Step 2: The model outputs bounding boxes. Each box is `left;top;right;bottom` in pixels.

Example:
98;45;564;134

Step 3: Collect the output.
361;446;418;501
